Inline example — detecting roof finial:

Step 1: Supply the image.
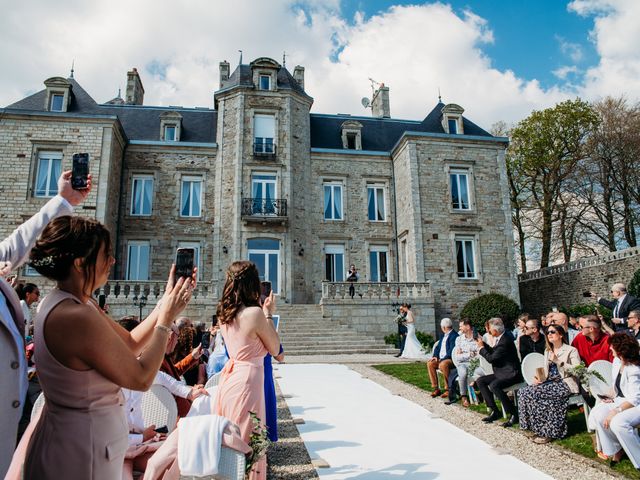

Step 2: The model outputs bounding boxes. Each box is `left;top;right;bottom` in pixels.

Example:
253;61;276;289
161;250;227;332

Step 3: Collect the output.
282;51;287;67
238;49;243;65
438;87;442;103
70;60;75;79
117;87;121;98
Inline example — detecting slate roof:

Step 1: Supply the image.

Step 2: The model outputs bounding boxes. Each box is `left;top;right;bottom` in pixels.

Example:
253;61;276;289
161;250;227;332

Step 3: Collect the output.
220;64;306;95
5;78;217;143
310;102;494;152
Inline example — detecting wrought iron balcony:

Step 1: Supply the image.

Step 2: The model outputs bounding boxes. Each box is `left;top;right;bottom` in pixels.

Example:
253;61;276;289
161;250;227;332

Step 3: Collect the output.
241;197;288;221
253;141;277;158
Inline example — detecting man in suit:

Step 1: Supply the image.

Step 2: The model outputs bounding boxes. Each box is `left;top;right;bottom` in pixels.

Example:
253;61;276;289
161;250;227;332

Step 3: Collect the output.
0;170;90;477
475;317;523;427
592;283;640;331
426;317;458;398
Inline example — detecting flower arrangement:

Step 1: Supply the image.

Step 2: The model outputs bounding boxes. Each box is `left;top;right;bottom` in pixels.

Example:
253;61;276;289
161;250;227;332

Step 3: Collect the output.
467;357;480;377
566;363;606;391
245;411;271;478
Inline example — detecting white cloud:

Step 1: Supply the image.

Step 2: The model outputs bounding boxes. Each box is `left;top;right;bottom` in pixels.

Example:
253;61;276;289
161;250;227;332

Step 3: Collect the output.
553;65;581;80
1;0;636;129
556;36;584;63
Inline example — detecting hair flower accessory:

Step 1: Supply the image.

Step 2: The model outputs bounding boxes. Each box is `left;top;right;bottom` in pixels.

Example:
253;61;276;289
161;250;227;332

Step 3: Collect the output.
30;256;55;268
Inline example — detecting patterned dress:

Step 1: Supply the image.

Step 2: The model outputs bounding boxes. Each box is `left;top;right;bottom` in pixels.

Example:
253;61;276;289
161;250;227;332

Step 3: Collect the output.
517;363;571;439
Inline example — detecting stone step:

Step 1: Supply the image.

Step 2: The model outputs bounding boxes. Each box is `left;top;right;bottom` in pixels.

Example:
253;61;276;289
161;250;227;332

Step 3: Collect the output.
284;347;400;355
282;339;383;346
279;332;368;338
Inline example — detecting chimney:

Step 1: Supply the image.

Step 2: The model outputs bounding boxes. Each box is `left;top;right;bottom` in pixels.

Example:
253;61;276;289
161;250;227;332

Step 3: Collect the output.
371;84;390;118
219;60;230;89
293;65;305;91
125;68;144;105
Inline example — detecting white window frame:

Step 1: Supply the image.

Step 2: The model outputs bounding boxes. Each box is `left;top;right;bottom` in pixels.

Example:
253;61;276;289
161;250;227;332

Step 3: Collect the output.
164;125;177;141
180;176;203;218
259;74;271;91
367;184;386;222
323;182;343;221
325;244;345;282
253;114;276;153
369;245;389;282
177;241;201;282
23;265;39;277
34;151;62;198
130;175;154;216
49;93;64;112
450;168;472;211
126;241;150;281
455;235;478;279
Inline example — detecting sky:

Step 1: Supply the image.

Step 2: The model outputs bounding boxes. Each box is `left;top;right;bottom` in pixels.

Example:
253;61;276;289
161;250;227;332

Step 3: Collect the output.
1;0;639;128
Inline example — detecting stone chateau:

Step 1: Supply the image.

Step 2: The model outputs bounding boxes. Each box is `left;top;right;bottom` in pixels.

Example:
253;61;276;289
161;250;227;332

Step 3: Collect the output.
0;56;518;329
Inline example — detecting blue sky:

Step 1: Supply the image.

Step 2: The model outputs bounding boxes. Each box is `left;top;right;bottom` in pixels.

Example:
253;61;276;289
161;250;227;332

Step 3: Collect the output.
1;0;638;126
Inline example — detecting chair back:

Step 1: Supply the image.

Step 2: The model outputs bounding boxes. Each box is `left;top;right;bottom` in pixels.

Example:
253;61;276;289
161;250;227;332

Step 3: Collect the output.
30;392;45;422
521;352;545;385
478;355;493;375
142;384;178;432
204;371;222;389
588;360;613;396
179;446;246;480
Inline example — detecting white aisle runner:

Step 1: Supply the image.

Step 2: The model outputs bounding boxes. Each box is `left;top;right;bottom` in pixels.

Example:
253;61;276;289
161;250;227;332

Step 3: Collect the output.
277;364;552;480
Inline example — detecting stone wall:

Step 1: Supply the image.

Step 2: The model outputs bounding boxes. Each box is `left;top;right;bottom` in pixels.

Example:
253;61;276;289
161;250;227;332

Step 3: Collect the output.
518;247;640;317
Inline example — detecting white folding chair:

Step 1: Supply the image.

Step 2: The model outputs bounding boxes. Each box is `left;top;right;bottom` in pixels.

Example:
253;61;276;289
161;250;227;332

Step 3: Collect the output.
141;384;178;432
588;360;613;397
521;352;545;385
478;355;493;375
179;445;246;480
205;372;222;389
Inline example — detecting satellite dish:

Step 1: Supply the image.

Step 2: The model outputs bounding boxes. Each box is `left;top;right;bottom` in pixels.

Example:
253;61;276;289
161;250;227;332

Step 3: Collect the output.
361;97;371;108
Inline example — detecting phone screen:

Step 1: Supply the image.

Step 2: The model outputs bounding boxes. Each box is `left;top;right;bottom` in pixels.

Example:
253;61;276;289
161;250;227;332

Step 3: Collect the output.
261;281;272;298
174;248;194;283
201;332;211;350
71;153;89;190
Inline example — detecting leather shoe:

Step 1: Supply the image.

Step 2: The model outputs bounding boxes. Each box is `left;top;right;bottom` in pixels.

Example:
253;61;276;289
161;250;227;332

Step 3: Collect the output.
444;398;458;405
430;389;442;398
482;410;501;423
502;415;519;428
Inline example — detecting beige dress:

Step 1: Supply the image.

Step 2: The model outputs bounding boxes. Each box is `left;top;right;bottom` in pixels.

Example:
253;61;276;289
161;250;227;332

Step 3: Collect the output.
23;289;128;479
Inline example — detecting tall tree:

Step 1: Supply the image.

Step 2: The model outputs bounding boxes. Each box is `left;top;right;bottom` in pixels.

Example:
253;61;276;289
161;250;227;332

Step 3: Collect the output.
509;99;599;268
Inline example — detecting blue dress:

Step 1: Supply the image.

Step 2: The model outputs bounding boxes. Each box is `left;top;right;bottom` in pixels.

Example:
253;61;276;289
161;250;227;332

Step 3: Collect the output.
264;345;283;442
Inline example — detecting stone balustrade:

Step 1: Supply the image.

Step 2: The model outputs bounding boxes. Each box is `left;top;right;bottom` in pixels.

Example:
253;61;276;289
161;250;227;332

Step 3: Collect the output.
321;281;432;301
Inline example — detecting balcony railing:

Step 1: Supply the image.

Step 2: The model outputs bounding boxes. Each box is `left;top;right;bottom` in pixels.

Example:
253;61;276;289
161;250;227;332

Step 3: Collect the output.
241;197;287;218
253;141;277;158
321;281;433;301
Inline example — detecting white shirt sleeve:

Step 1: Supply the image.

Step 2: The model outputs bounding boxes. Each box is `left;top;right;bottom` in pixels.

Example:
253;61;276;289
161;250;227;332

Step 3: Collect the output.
154;371;191;398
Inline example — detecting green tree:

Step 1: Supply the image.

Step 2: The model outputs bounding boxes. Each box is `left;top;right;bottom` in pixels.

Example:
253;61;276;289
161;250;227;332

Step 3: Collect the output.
509;99;599;268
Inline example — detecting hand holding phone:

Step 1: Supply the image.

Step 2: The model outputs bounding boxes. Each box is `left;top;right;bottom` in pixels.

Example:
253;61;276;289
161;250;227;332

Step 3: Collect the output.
71;153;90;190
154;425;168;434
260;281;272;298
174;248;195;284
583;291;593;298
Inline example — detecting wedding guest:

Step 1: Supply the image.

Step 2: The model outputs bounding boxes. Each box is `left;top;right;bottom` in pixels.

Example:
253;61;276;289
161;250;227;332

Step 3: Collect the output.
482;320;498;347
0;170;90;478
446;318;482;407
572;315;613;366
518;325;580;443
593;283;640;331
548;312;579;344
512;313;528;340
427;318;458;398
9;216;194;480
589;333;640;465
15;283;40;338
346;264;359;299
626;310;640;341
518;318;545;360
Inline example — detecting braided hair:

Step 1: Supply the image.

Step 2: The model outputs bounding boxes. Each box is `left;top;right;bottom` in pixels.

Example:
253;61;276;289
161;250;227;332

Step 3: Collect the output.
216;261;261;325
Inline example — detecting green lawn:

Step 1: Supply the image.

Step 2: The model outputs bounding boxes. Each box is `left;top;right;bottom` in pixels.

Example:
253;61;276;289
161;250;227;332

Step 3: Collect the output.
373;362;640;479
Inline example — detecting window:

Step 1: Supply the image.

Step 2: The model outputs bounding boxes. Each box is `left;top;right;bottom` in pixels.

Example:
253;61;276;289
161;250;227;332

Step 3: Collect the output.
131;175;154;216
346;133;357;150
127;241;150;280
448;118;458;134
259;75;271;91
180;176;202;217
178;241;201;281
450;169;471;210
49;94;64;112
369;246;389;282
455;236;477;279
248;238;280;294
367;184;385;221
254;114;275;154
251;174;277;215
323;183;343;220
164;125;176;141
34;151;62;197
23;265;39;277
325;245;345;282
341;120;363;150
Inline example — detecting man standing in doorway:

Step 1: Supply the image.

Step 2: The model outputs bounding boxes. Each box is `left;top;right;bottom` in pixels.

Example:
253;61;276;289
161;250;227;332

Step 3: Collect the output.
346;264;359;299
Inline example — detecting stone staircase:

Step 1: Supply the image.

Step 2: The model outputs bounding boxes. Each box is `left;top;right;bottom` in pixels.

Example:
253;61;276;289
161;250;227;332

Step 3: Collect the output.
276;304;399;356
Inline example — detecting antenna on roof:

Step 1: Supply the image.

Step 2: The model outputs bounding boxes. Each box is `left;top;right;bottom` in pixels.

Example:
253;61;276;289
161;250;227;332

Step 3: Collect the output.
238;50;243;65
282;51;286;67
117;87;121;98
438;87;442;103
368;77;381;97
70;60;75;79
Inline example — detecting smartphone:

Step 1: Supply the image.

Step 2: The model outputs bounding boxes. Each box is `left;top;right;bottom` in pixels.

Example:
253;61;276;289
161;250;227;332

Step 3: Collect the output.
98;294;106;310
260;281;272;298
154;425;168;434
71;153;89;190
174;248;195;283
472;328;479;340
596;394;611;400
583;291;592;298
201;332;211;350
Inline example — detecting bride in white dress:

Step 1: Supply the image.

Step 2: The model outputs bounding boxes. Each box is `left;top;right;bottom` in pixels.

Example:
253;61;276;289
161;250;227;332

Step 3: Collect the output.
400;304;429;359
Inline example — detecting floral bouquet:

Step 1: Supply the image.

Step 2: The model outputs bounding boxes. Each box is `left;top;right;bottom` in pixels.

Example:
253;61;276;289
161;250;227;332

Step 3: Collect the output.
245;411;271;478
467;357;480;377
566;363;606;392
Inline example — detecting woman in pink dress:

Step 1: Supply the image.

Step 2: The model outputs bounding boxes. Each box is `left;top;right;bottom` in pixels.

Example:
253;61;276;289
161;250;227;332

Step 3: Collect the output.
9;216;194;480
215;260;281;480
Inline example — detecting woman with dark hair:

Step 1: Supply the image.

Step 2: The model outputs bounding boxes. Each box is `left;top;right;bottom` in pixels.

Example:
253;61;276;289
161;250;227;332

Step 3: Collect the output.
517;325;580;443
589;333;640;464
9;216;194;480
214;260;280;480
15;283;39;337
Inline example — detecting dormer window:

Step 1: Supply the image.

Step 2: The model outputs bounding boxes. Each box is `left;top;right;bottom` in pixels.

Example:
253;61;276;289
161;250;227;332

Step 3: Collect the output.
160;111;183;142
441;103;465;135
43;77;72;112
341;120;363;150
259;75;271;91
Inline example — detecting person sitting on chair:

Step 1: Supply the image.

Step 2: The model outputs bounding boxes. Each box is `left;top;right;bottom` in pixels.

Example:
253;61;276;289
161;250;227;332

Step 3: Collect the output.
475;317;523;426
572;315;613;366
518;318;546;360
427;318;458;398
445;318;483;407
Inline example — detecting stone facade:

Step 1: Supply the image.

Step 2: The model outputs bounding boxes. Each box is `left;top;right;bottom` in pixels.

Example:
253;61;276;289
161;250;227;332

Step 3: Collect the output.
0;56;517;325
519;246;640;318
